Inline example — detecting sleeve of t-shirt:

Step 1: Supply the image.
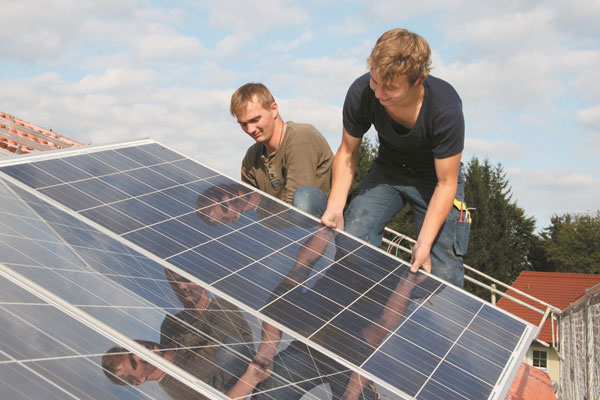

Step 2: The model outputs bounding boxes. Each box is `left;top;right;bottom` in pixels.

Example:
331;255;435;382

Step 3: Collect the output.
240;153;257;187
342;74;373;138
430;104;465;159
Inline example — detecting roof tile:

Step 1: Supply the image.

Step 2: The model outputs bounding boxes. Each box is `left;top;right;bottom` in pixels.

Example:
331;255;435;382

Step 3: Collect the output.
497;271;600;343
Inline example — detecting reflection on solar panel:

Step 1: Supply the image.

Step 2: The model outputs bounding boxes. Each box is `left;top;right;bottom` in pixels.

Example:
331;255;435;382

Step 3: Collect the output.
0;139;536;400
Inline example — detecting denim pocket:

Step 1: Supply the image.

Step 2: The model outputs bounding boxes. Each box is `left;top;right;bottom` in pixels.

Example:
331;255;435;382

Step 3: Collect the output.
454;219;471;256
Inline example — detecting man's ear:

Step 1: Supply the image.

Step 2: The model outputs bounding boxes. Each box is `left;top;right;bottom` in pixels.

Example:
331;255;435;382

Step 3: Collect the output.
271;102;279;119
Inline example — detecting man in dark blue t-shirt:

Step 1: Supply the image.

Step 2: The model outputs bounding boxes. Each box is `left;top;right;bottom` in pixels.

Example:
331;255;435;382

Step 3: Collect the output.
321;28;470;290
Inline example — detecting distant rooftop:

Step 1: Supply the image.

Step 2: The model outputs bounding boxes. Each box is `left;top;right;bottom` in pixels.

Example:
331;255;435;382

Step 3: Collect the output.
506;363;556;400
0;111;82;156
497;271;600;343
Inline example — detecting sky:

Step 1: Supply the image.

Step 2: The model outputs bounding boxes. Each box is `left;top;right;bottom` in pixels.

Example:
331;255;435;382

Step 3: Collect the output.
1;0;599;232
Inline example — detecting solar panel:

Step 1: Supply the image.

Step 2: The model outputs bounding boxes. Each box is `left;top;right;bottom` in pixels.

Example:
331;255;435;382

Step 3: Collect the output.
0;139;537;399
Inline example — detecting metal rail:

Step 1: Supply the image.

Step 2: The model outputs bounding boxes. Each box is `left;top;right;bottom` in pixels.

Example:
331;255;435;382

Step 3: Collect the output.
382;227;560;345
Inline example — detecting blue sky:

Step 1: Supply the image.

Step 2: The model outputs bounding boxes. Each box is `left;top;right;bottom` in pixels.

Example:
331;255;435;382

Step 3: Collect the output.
2;0;599;231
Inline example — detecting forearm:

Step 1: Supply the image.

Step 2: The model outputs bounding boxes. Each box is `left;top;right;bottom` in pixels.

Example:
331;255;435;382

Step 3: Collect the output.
417;181;456;249
326;149;357;212
256;322;281;362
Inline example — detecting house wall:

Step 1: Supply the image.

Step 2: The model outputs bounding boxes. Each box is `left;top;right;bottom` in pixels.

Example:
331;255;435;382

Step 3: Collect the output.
559;284;600;400
523;344;560;384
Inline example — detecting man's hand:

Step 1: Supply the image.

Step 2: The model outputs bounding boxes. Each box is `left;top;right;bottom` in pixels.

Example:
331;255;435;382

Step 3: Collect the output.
410;241;432;274
244;362;272;385
253;351;274;372
321;208;344;230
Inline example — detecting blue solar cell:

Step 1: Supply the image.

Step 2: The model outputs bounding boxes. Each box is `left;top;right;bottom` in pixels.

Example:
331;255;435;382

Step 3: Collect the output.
168;249;231;284
89;149;143;171
115;145;164;166
195;240;253;272
39;184;102;211
111;198;170;226
0;164;62;188
81;205;144;234
170;159;216;179
430;360;493;400
126;168;178;191
124;227;186;259
363;350;426;397
34;158;92;182
100;172;155;197
445;343;503;386
218;231;275;260
152;219;210;248
213;273;272;310
71;178;129;203
458;329;511;367
64;154;118;176
150;163;199;184
0;142;537;400
138;191;193;217
137;143;184;162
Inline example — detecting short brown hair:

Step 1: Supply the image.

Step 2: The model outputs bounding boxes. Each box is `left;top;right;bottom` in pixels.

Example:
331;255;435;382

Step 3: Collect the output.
101;347;129;385
367;28;431;85
230;83;275;117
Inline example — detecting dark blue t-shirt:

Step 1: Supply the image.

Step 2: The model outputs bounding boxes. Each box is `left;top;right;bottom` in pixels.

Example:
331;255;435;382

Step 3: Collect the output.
343;73;464;182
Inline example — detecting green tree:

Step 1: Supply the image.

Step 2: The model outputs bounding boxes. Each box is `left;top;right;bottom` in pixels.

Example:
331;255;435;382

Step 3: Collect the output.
352;136;378;190
462;158;536;298
533;211;600;273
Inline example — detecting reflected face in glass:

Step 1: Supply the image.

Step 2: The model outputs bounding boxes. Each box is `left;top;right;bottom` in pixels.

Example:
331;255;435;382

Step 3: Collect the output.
169;270;210;309
207;200;243;224
115;352;154;386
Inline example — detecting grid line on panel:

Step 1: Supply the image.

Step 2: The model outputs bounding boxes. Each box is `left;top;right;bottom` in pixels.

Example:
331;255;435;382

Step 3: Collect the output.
0;262;231;400
2;178;321;400
0;141;538;400
0;350;82;400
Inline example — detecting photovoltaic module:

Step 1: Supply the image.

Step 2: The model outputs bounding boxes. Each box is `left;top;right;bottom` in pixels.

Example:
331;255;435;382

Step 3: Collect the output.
0;139;536;399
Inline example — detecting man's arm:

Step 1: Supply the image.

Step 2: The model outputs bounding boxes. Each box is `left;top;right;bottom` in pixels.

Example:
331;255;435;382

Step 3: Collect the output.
225;361;271;399
241;155;258;187
321;128;362;229
410;152;461;274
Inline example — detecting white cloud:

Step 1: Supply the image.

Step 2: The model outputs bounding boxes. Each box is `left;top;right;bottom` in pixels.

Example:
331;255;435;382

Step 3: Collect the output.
465;138;527;161
136;31;205;60
266;31;314;52
70;69;159;93
204;0;309;32
278;98;342;146
507;167;600;230
325;16;367;37
576;105;600;127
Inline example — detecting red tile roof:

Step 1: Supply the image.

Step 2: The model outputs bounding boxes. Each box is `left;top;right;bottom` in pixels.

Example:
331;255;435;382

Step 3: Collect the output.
0;111;82;156
497;271;600;343
505;363;556;400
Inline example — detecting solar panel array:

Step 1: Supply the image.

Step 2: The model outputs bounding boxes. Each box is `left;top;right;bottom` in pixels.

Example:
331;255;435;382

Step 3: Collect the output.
0;139;536;399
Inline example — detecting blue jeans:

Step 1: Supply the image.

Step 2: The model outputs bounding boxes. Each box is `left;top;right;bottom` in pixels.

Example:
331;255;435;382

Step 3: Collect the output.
255;342;378;400
292;186;328;219
343;163;470;288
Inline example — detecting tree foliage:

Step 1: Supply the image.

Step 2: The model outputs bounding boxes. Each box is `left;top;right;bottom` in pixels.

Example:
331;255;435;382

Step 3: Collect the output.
462;158;536;298
532;211;600;273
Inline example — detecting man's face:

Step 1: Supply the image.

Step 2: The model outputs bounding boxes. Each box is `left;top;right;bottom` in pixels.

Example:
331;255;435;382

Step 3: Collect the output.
114;352;154;386
369;72;415;107
169;271;209;306
236;96;278;144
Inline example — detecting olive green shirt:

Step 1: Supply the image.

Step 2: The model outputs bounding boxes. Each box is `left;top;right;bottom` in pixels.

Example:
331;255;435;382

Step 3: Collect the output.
159;298;252;400
241;121;333;204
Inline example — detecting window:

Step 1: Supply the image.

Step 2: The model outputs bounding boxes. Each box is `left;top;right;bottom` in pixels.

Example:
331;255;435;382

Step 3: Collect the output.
533;349;548;369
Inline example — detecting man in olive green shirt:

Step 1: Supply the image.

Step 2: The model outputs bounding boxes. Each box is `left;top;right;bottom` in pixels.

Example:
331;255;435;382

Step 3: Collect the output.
231;83;333;218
